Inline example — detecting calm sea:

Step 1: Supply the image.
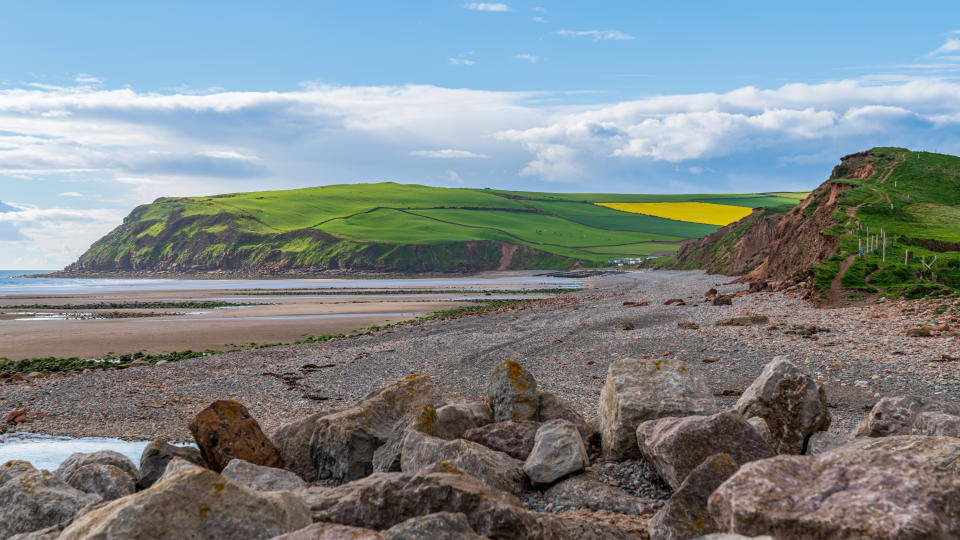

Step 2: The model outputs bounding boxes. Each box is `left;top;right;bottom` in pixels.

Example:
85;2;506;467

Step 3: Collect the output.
0;270;579;296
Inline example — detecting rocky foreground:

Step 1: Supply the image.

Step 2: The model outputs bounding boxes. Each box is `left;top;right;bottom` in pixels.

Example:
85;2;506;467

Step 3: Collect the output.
2;353;960;539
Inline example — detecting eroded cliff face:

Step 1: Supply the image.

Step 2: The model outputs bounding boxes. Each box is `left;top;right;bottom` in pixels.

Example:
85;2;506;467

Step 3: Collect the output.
672;210;784;276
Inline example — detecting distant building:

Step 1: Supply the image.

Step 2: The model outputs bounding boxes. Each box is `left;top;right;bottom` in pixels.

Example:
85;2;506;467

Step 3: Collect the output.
608;257;644;266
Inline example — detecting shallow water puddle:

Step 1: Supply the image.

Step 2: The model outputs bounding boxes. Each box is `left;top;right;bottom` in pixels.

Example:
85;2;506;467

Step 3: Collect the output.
0;432;194;471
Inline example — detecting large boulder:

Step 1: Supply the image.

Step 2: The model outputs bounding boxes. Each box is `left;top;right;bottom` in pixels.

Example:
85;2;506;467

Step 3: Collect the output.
373;404;456;474
804;431;851;455
310;374;434;482
636;411;773;490
648;453;738;540
55;450;138;481
523;419;589;487
137;440;204;490
463;420;539;460
435;402;493;439
0;470;99;538
272;522;382;539
269;411;334;482
543;471;654;515
709;436;960;539
735;356;830;455
58;467;310;539
853;395;960;438
538;391;597;446
384;512;484;539
61;463;136;501
0;459;38;484
221;458;307;491
598;358;716;461
400;430;526;495
487;360;539;422
189;400;283;472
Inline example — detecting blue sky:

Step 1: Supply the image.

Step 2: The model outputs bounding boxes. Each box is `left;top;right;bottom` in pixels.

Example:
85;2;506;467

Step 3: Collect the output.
2;1;960;268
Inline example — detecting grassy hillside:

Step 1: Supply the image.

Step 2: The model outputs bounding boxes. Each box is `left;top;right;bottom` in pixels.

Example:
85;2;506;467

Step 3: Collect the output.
66;183;804;274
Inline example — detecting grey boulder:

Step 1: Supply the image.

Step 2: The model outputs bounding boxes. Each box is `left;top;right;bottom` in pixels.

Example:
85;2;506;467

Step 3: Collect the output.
538;391;597;445
269;411;334;482
636;411;773;490
709;435;960;539
463;420;539;460
400;430;526;495
598;357;716;460
434;402;493;439
0;459;38;484
735;356;830;454
853;395;960;438
384;512;484;539
648;453;738;540
55;451;137;481
137;440;204;490
222;458;307;491
487;360;539;422
61;463;136;501
272;522;382;539
0;470;99;538
523;419;589;487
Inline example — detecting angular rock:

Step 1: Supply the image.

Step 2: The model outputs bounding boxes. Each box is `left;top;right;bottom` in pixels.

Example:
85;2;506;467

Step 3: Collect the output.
637;411;773;490
222;458;307;491
853;395;960;438
189;399;283;472
59;467;310;539
0;470;99;538
61;463;136;501
648;453;738;540
272;522;382;540
400;430;526;495
384;512;484;539
804;431;851;455
735;356;830;454
55;450;138;481
598;357;716;460
523;419;589;487
538;391;597;445
463;420;539;460
709;436;960;539
0;459;37;485
487;360;538;422
269;411;333;482
373;404;457;474
544;471;653;515
136;440;204;490
434;401;492;438
310;374;434;482
294;471;539;538
159;456;206;482
913;411;960;437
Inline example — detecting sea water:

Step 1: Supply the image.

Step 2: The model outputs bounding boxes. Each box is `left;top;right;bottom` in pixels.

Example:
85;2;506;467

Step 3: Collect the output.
0;432;195;471
0;270;580;297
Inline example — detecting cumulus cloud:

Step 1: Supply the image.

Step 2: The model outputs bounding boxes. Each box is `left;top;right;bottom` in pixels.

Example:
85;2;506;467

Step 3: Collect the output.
410;149;490;159
555;30;635;41
463;2;509;12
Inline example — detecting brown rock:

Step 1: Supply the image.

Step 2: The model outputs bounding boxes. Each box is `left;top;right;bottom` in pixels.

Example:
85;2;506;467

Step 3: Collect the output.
714;315;769;327
273;522;382;539
4;408;26;424
269;411;334;481
677;321;699;330
636;411;773;490
136;440;205;490
463;420;539;460
709;436;960;539
188;400;283;472
648;453;738;540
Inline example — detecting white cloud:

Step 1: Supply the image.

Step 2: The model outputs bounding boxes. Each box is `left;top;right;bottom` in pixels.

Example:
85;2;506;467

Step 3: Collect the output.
445;170;464;184
58;192;84;197
532;16;546;23
555;30;635;41
449;58;477;66
463;2;509;12
515;54;540;64
930;37;960;56
410;149;490;159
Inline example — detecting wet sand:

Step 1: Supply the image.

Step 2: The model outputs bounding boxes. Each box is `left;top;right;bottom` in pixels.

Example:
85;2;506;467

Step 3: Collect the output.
0;289;473;359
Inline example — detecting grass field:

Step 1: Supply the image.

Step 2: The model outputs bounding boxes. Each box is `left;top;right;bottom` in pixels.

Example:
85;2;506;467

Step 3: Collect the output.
75;183;807;272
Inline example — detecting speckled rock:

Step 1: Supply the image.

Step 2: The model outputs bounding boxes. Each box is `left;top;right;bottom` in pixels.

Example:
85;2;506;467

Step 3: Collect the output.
544;471;654;515
158;456;205;482
0;470;99;538
384;512;484;539
400;430;526;495
709;436;960;539
913;411;960;437
487;359;539;422
853;395;960;438
269;411;336;482
648;453;738;540
189;399;283;472
538;391;596;445
137;440;204;490
523;419;589;487
637;411;773;490
221;458;307;491
373;404;463;474
0;459;37;484
735;356;830;455
599;357;716;460
272;522;382;539
435;402;493;438
58;467;310;540
804;431;851;455
61;463;136;501
310;374;434;482
463;420;539;460
55;450;138;481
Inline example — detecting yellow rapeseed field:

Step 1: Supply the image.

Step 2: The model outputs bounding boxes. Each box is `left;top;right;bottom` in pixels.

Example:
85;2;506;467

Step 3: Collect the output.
596;202;753;226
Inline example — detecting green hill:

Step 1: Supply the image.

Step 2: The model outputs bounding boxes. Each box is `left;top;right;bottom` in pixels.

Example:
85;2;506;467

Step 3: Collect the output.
64;183;803;274
674;147;960;299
